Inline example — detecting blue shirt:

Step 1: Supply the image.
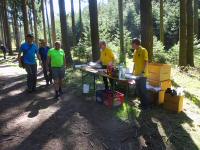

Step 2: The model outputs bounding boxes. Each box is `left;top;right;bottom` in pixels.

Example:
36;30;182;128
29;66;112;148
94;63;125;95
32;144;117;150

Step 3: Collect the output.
20;42;38;65
39;46;50;61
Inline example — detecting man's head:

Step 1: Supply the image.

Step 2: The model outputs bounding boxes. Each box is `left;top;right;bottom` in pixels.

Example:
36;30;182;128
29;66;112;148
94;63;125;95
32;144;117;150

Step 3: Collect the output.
99;41;107;50
26;33;34;44
39;39;47;47
132;38;141;50
55;41;61;50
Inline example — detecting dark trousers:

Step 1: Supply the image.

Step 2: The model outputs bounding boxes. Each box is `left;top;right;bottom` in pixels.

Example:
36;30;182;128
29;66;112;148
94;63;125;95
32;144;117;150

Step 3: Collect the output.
3;52;6;59
24;64;37;90
135;77;149;106
42;61;52;84
102;65;113;90
103;77;113;90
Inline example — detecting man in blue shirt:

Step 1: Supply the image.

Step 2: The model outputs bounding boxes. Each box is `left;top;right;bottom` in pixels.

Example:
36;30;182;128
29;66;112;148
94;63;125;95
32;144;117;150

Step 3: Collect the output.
38;39;52;85
18;34;41;92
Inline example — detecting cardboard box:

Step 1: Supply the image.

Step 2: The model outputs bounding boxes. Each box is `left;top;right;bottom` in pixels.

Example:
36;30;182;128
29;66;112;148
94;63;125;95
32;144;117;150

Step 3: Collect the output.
148;63;171;81
164;93;184;113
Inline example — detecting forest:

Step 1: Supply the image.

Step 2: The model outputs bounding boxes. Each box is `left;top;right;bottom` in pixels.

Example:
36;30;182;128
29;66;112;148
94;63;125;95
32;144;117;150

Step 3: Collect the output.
0;0;200;150
0;0;200;67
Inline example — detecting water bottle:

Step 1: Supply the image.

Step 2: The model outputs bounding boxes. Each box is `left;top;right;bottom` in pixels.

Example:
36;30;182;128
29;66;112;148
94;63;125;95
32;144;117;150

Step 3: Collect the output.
118;64;122;80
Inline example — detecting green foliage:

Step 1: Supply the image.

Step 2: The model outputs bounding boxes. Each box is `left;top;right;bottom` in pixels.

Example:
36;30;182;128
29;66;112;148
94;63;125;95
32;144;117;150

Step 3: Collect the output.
152;36;179;64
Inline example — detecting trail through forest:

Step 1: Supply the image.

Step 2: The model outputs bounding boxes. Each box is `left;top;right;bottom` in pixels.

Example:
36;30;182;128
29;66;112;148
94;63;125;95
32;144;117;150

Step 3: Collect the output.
0;63;140;150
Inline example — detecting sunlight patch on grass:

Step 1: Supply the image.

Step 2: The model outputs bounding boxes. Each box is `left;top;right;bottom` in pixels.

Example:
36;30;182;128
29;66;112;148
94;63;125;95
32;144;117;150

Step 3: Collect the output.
181;122;200;149
114;103;140;122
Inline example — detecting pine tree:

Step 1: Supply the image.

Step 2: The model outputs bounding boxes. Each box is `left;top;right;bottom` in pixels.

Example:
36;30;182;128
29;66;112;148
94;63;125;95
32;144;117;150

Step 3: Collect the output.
179;0;187;66
140;0;153;61
59;0;73;64
88;0;100;61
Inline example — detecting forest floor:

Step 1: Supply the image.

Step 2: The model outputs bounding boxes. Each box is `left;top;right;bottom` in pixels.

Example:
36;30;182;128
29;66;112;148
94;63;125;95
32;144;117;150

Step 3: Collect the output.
0;54;200;150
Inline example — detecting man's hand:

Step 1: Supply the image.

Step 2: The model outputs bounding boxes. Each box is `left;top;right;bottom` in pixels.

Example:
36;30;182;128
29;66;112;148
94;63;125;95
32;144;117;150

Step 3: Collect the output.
18;60;23;68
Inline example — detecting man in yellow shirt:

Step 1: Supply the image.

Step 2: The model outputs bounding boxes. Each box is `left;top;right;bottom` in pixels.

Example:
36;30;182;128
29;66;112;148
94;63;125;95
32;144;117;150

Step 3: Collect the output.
98;41;115;90
132;38;149;109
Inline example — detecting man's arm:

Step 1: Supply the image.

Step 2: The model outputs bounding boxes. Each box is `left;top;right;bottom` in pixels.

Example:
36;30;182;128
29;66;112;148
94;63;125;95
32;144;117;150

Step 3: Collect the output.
46;56;50;70
143;61;148;73
133;63;135;74
63;55;67;67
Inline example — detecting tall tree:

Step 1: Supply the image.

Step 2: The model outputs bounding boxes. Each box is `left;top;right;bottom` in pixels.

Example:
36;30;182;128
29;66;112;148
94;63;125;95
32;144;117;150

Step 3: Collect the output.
28;4;33;33
58;0;73;64
0;2;5;45
187;0;194;66
179;0;187;66
21;0;29;36
45;0;52;46
41;0;47;41
49;0;56;44
194;0;198;38
118;0;125;63
88;0;100;61
3;0;12;55
71;0;76;46
160;0;164;44
78;0;83;40
32;0;38;45
140;0;153;61
13;0;20;51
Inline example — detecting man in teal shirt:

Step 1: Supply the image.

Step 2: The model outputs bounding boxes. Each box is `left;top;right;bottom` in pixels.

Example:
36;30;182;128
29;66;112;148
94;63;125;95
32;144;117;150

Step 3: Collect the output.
47;41;66;99
18;34;41;92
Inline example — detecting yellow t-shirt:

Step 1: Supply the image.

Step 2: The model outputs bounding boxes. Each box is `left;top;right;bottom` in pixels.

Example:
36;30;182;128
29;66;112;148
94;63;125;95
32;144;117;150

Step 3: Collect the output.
100;47;115;66
133;46;149;77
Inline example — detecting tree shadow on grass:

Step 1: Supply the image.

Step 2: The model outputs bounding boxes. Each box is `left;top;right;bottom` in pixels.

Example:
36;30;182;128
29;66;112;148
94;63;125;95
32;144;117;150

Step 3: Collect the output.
137;107;199;150
172;80;200;108
25;97;57;118
12;90;143;150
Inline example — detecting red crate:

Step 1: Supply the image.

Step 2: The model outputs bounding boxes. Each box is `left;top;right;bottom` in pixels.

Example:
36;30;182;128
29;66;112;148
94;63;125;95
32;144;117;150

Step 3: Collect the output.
103;90;125;108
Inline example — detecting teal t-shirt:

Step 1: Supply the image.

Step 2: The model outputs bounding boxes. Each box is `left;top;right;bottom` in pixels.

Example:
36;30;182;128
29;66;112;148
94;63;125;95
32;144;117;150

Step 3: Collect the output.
48;48;65;67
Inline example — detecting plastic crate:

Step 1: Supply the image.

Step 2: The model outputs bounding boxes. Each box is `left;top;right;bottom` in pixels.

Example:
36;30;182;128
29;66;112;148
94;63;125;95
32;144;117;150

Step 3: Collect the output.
103;90;125;108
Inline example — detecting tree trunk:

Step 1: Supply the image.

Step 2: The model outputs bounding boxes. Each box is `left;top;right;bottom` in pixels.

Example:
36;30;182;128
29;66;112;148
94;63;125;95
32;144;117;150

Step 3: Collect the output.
50;0;56;44
194;0;198;38
58;0;73;65
28;5;33;33
13;0;20;51
187;0;194;66
140;0;153;62
45;0;52;46
71;0;76;46
0;2;5;45
41;0;47;41
3;0;12;55
32;0;38;45
160;0;164;44
88;0;100;61
179;0;187;66
22;0;29;36
79;0;83;40
118;0;125;63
